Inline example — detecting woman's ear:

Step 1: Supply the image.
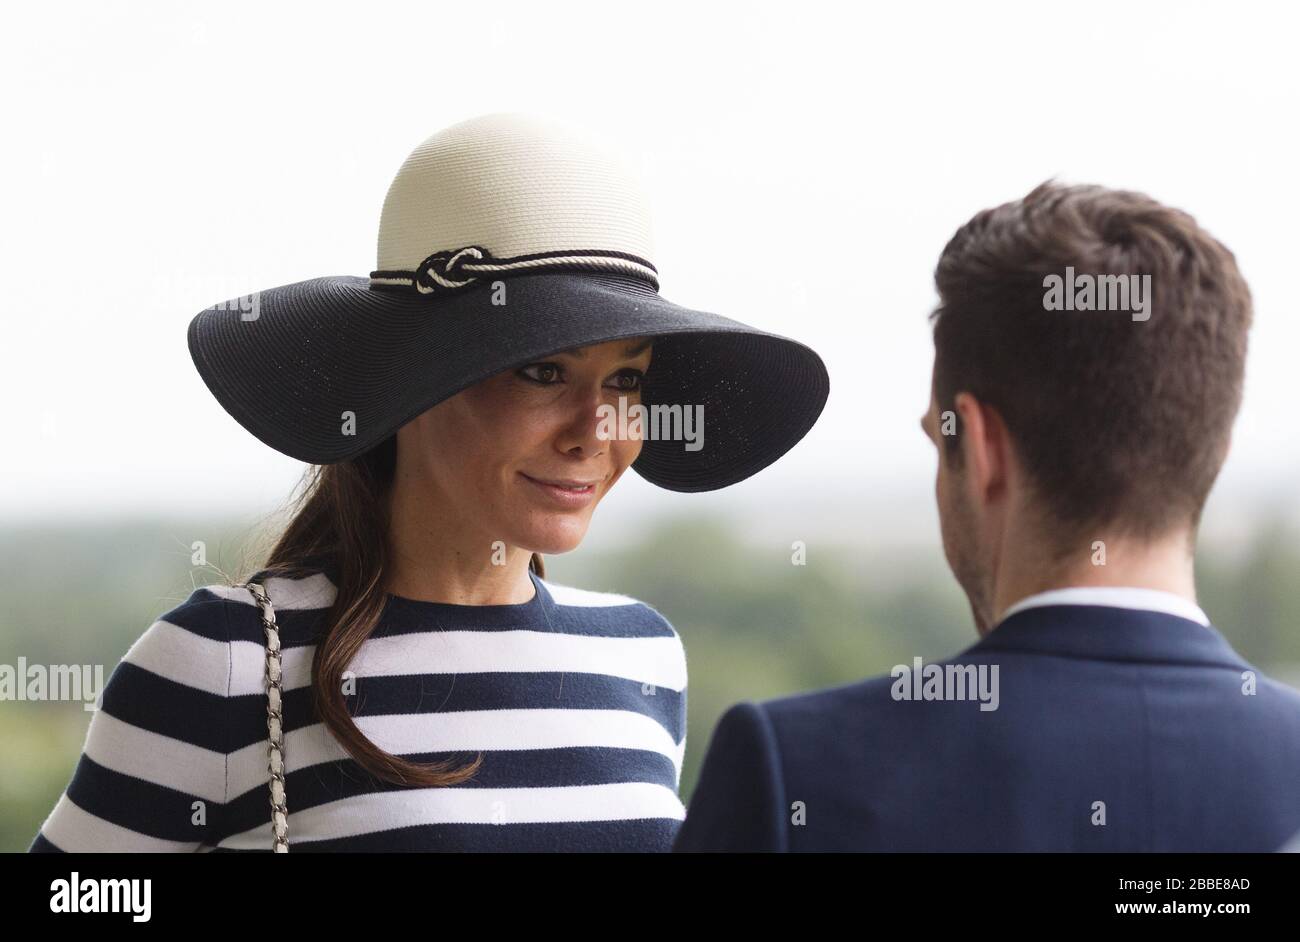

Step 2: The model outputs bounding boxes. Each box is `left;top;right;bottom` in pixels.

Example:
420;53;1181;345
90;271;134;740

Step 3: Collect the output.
953;391;1010;510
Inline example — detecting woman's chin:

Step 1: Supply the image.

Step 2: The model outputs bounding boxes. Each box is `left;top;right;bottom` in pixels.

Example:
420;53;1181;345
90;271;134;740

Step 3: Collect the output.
515;513;592;555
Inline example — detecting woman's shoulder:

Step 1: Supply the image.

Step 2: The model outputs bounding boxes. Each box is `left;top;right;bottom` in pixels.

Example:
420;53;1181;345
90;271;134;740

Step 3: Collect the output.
145;563;338;648
106;584;242;701
108;564;337;706
537;576;679;638
537;576;687;697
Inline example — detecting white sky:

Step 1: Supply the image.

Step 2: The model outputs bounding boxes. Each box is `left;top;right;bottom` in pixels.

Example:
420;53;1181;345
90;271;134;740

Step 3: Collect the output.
1;0;1297;532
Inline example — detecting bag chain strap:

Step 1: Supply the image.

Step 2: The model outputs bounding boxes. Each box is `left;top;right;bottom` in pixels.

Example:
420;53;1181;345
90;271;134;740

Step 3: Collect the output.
240;580;290;853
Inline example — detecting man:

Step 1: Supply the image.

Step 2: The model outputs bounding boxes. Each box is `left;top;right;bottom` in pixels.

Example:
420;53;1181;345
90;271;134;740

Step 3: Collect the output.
673;182;1300;852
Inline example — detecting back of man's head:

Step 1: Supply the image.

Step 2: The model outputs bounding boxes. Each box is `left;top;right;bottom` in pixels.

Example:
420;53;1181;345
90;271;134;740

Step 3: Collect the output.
931;181;1253;547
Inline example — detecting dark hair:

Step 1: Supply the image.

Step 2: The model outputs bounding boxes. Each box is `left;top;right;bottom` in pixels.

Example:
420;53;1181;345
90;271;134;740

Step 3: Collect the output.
235;434;544;787
930;180;1252;543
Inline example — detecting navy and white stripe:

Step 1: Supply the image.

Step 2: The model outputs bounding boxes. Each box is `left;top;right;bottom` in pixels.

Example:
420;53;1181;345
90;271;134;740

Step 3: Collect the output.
29;567;687;852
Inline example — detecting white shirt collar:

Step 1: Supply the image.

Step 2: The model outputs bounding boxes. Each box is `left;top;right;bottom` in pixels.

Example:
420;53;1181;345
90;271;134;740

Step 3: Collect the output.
997;586;1211;628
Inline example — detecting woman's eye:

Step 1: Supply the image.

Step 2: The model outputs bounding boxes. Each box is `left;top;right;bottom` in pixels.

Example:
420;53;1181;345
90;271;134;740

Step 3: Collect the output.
518;363;563;384
605;369;644;391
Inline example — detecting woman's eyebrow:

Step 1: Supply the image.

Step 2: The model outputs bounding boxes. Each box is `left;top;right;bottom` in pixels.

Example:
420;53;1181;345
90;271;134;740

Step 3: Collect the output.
564;338;653;360
621;338;653;358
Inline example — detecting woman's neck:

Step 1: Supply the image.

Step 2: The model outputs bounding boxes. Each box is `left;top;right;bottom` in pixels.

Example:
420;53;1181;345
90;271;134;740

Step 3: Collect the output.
383;483;536;606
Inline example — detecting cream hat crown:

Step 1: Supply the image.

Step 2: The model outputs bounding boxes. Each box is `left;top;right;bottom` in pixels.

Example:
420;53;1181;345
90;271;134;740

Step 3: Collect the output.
369;113;659;294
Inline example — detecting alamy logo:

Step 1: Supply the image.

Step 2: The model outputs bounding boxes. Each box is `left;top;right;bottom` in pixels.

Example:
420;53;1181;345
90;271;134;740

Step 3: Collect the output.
1042;266;1151;321
1;658;104;711
890;657;1000;711
205;292;261;321
49;872;151;922
595;398;704;452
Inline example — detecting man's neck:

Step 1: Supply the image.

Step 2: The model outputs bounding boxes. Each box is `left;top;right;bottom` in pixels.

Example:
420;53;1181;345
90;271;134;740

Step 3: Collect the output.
991;528;1197;630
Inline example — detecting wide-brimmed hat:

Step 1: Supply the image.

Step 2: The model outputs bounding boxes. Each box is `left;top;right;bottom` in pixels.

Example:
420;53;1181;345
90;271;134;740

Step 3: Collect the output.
187;113;828;491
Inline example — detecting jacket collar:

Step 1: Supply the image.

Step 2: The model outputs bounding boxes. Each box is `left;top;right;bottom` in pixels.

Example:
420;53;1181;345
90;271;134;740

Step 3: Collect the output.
998;586;1211;627
963;601;1250;670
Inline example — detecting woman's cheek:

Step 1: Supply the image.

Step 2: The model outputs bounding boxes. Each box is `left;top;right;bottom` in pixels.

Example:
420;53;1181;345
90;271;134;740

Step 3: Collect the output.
613;436;643;473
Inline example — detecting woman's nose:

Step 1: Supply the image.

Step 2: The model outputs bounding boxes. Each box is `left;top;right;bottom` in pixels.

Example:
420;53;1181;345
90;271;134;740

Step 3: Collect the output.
553;384;615;456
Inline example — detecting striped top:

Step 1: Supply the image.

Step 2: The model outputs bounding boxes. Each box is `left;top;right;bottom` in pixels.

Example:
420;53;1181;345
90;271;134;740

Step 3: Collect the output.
29;565;687;852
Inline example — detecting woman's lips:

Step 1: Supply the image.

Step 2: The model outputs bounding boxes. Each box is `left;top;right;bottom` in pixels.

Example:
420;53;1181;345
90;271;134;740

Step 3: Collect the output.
518;472;599;509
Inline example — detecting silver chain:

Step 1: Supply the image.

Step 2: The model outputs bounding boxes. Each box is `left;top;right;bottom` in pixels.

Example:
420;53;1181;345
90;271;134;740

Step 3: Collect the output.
239;580;289;853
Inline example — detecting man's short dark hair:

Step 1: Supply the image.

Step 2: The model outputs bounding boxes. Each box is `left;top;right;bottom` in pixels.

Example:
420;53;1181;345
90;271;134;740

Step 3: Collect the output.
931;181;1252;541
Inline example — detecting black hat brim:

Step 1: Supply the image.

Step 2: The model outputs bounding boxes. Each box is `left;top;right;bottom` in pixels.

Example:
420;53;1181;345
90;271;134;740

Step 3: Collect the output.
187;272;828;492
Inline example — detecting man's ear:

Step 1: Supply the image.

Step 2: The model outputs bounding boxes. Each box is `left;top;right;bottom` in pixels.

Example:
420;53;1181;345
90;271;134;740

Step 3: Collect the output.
953;391;1010;508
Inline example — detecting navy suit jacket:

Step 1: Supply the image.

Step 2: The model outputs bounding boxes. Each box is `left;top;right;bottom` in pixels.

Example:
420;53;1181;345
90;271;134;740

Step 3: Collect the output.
673;605;1300;852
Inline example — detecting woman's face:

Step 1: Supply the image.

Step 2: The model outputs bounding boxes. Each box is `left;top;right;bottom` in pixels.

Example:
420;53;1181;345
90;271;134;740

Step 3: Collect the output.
394;337;654;557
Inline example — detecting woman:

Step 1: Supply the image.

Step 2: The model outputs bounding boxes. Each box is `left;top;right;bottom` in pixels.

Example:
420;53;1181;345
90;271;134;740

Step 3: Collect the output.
29;113;828;852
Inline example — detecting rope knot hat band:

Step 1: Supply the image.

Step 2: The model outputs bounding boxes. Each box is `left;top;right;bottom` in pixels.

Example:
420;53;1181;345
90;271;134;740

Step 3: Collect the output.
187;112;829;491
372;246;661;295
